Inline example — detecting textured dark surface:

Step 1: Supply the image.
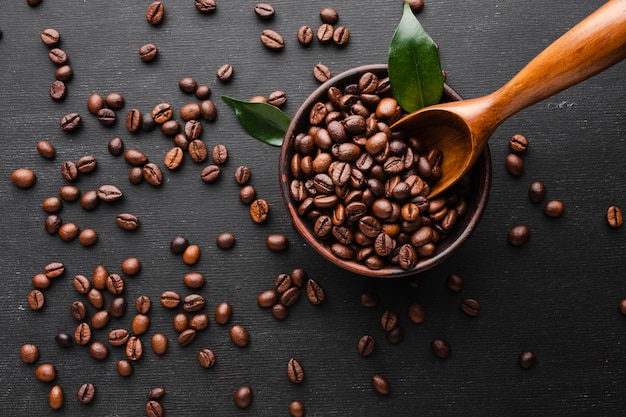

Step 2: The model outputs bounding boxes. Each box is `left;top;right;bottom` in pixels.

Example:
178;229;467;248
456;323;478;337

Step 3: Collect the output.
1;1;625;415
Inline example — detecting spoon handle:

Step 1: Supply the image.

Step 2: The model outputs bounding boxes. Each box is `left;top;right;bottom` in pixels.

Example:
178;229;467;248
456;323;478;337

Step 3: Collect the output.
491;0;626;122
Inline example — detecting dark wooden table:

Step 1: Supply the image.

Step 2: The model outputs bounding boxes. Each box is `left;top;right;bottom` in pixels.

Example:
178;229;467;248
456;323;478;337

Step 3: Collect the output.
1;0;625;415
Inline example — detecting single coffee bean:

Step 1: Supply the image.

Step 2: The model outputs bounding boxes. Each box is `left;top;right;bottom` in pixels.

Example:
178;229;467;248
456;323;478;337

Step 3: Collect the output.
195;85;211;99
544;200;564;218
407;302;426;324
96;107;116;125
107;136;124;157
271;303;289;320
135;295;151;314
281;286;301;307
60;160;78;182
446;274;464;292
254;2;275;19
233;386;253;409
87;93;104;115
183;294;206;312
274;273;292;293
11;168;36;188
289;400;305;417
360;291;379;308
58;222;79;241
49;80;66;101
268;90;287;107
518;350;537;369
116;213;140;231
319;7;339;24
266;234;288;251
55;332;72;348
44;261;65;278
380;309;398;331
508;225;530;246
27;289;45;311
89;341;109;360
195;0;216;13
386;325;404;344
333;26;350;46
528;181;546;203
20;343;39;364
260;29;285;49
372;374;390;395
32;273;51;289
87;288;104;309
357;335;376;357
177;328;197;346
117;359;133;377
74;322;92;345
317;23;334;43
108;328;130;347
49;385;64;410
146;1;165;25
619;299;626;315
109;297;127;319
250;199;270;223
76;155;97;174
297;25;314;46
125;108;142;133
105;92;124;109
179;77;198;94
147;387;165;400
313;63;332;83
48;47;68;65
257;289;278;308
139;43;158;62
510;133;529;152
460;298;481;317
160;291;181;308
145;401;163;417
92;264;108;290
183;244;201;265
60;112;81;132
55;65;73;81
41;28;60;46
200;100;217;121
608;205;623;228
239;185;256;204
126;336;143;360
183;272;205;289
77;383;95;404
97;184;123;202
216;64;234;82
70;300;88;321
91;310;110;329
214;301;232;325
190;313;209;331
36;363;57;382
37;140;56;159
58;185;79;202
142;163;163;186
151;333;168;355
505;153;524;176
79;226;97;244
432;338;451;359
216;232;236;249
211;144;228;164
230;324;250;347
200;165;221;183
163;147;184;170
132;314;150;335
188;139;208;162
290;268;308;287
198;348;216;368
161;119;180;135
170;235;189;254
287;358;304;384
306;279;325;304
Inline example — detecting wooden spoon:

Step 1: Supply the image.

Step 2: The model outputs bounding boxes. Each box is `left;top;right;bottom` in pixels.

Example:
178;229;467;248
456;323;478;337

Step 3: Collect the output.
392;0;626;198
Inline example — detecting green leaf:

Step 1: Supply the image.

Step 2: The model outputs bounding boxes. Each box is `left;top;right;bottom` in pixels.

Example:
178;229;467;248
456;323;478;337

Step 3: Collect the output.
221;96;291;147
388;3;444;113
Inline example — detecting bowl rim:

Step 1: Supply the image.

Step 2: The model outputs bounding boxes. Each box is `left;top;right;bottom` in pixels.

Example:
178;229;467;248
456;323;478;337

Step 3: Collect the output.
279;63;492;277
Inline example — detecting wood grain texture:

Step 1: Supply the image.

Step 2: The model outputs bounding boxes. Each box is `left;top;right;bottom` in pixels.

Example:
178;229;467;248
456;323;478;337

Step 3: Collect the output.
1;0;625;416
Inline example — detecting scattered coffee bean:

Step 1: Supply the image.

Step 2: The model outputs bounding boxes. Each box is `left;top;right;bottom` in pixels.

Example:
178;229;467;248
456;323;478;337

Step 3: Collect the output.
195;85;211;100
281;286;300;307
230;324;250;347
274;273;292;293
254;3;275;19
306;278;325;304
143;163;163;186
170;235;189;254
250;199;269;223
407;302;426;323
41;28;60;46
89;341;109;360
271;303;289;320
214;301;232;325
266;234;288;251
313;63;332;83
27;289;45;311
42;196;62;213
109;297;127;319
60;112;81;132
380;309;398;331
201;165;221;183
55;332;72;348
183;294;206;312
528;181;546;203
372;374;390;395
116;213;140;231
177;328;197;346
233;386;253;409
151;333;168;355
139;43;158;62
132;314;150;335
619;298;626;315
108;328;130;347
146;1;165;25
32;273;51;289
70;300;88;321
87;288;104;309
190;313;210;331
160;291;181;308
58;222;79;241
20;343;39;364
287;358;304;384
117;359;133;377
37;140;56;159
431;338;451;359
317;23;334;43
11;168;37;188
518;350;537;369
258;290;278;308
49;47;68;65
297;25;314;46
510;133;529;152
147;387;165;400
217;64;234;82
607;205;623;228
215;231;236;250
320;7;339;24
183;272;205;289
126;336;143;360
49;385;64;410
145;400;163;417
268;90;287;107
35;363;57;382
77;382;96;404
105;92;124;109
182;244;201;265
505;153;524;176
289;400;305;417
508;225;530;246
239;185;256;204
360;291;379;308
460;298;481;317
136;295;151;314
188;139;208;162
91;310;110;329
357;335;376;356
96;107;116;125
97;184;123;202
333;26;350;46
49;80;66;101
74;322;92;345
198;348;216;368
44;261;65;278
55;64;73;81
87;94;104;115
544;199;564;218
260;29;284;50
195;0;216;13
200;100;217;121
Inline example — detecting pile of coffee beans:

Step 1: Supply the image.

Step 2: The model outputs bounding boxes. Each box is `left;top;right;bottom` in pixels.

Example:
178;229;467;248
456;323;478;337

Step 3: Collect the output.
257;268;325;320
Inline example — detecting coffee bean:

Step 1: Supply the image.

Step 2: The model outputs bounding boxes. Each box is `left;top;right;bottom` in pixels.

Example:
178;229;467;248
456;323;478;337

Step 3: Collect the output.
170;236;189;254
528;181;546;203
258;290;278;308
60;160;78;182
163;147;184;170
124;108;142;133
608;205;623;228
195;0;216;13
183;272;205;289
195;85;211;100
97;184;123;202
319;7;339;24
32;273;51;289
250;199;269;223
11;168;36;188
254;2;274;19
386;325;404;344
230;324;250;347
405;0;424;12
70;300;88;321
177;328;197;346
297;25;314;46
407;302;426;323
91;310;110;329
271;303;289;320
510;133;529;152
55;65;73;81
41;28;60;46
190;313;209;331
160;291;181;308
183;244;201;265
544;199;564;218
280;286;300;307
151;333;168;355
266;234;288;251
120;256;141;276
97;107;116;125
132;314;150;335
188;139;208;162
268;90;287;107
145;401;163;417
214;301;232;325
89;341;109;360
20;343;39;364
198;348;216;369
239;185;256;204
87;288;104;309
317;23;334;44
508;225;530;246
289;400;305;417
357;335;375;356
431;338;451;359
87;93;104;115
216;64;234;82
49;80;66;101
77;382;95;404
60;112;81;132
200;165;221;183
380;309;398;331
146;1;165;25
233;386;253;409
136;295;152;314
287;358;304;384
55;332;72;348
92;264;108;290
142;163;163;186
37;140;56;159
333;26;350;46
109;297;127;319
76;155;97;174
505;153;524;176
274;273;292;293
27;289;45;311
58;222;79;241
161;119;180;136
211;144;228;164
74;322;92;345
619;299;626;315
49;385;64;410
183;294;206;312
260;29;284;50
372;374;390;395
200;100;217;121
126;336;143;360
518;350;537;369
116;213;140;231
147;387;165;400
36;363;57;382
139;43;158;62
460;298;481;317
117;359;133;377
44;262;65;278
313;63;332;83
49;47;68;65
104;92;124;109
108;328;130;347
306;278;325;304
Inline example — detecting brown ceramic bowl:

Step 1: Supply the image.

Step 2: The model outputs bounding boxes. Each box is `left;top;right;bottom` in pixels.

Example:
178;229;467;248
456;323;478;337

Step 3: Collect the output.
279;64;491;277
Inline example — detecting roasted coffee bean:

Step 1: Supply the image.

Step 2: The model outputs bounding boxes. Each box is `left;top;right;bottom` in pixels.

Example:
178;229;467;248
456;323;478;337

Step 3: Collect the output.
125;108;142;133
386;325;404;344
142;163;163;186
170;235;189;254
117;359;133;377
460;298;481;317
510;133;529;152
146;1;165;25
518;351;537;369
147;387;165;400
372;374;390;395
198;348;216;368
108;136;124;156
183;294;206;312
80;227;97;244
58;185;79;202
261;29;284;49
180;103;201;121
70;300;88;321
250;199;269;223
161;119;180;136
74;322;92;345
195;85;211;99
188;139;208;162
92;264;108;290
211;144;228;164
20;344;39;364
91;310;110;329
407;302;426;323
239;185;256;204
145;400;163;417
41;28;60;46
297;25;314;46
49;385;64;410
36;363;57;382
27;289;45;311
608;205;623;228
61;161;78;181
258;290;278;308
77;383;95;404
89;341;109;360
287;358;304;384
528;181;546;203
268;90;287;107
544;200;564;218
216;63;234;82
160;291;181;309
317;23;334;43
177;328;197;346
190;313;209;331
179;77;197;93
234;165;251;185
87;288;104;309
135;295;151;314
508;225;530;246
132;314;150;335
313;63;332;83
333;26;350;45
274;273;292;293
380;310;398;331
60;112;81;132
97;107;116;125
319;7;339;24
139;43;158;62
254;2;275;19
233;386;253;409
97;184;123;202
11;168;36;188
200;100;217;121
163;147;184;170
108;328;130;347
79;190;99;210
105;92;124;109
230;324;249;347
49;47;68;65
87;93;104;115
182;244;201;265
281;286;301;307
289;400;305;417
505;153;524;176
266;234;288;251
116;213;140;231
49;80;66;101
357;335;375;356
58;222;79;241
195;0;216;13
151;333;168;355
37;140;56;159
214;301;232;325
432;338;451;359
44;262;65;278
184;120;202;140
76;155;97;174
183;272;205;289
200;165;221;183
126;336;143;360
109;297;127;319
306;279;325;304
55;332;72;348
55;64;73;81
32;273;51;289
271;303;289;320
